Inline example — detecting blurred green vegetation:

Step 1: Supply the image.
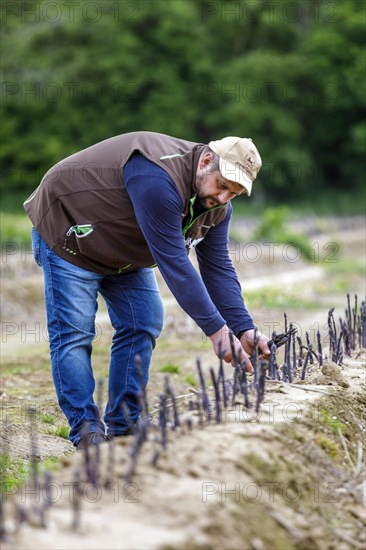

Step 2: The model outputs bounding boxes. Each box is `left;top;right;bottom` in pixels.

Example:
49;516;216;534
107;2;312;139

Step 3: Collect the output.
158;363;181;374
0;212;32;246
183;375;197;387
1;0;365;213
253;206;314;260
245;285;320;310
320;409;347;434
54;425;70;439
0;453;29;495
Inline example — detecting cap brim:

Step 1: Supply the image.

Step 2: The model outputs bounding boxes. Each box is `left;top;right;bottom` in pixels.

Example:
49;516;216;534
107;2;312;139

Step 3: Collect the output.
219;158;253;196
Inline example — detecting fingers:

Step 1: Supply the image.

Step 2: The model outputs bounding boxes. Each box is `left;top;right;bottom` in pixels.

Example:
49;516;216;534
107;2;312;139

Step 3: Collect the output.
221;346;253;373
258;335;271;357
240;330;271;358
210;327;254;373
241;356;254;374
221;347;232;363
233;344;253;373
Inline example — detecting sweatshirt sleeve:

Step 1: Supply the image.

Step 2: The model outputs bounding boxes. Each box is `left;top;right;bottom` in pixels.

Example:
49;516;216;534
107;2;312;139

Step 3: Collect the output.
195;203;255;336
123;154;226;336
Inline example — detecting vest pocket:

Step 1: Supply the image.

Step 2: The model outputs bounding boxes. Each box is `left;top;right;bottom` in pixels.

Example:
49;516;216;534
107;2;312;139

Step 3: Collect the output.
66;224;94;238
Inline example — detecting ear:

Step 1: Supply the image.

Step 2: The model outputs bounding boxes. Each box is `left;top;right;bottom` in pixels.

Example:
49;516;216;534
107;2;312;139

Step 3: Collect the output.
199;152;214;169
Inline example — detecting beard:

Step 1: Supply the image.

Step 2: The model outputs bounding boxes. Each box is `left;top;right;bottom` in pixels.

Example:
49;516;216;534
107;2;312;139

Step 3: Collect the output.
195;174;221;209
197;195;220;209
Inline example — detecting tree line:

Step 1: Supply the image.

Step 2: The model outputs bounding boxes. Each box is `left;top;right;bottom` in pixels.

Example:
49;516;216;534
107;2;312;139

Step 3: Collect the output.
1;0;364;205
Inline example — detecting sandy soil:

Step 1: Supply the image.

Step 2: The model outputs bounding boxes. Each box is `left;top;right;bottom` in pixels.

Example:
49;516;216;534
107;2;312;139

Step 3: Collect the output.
1;353;365;550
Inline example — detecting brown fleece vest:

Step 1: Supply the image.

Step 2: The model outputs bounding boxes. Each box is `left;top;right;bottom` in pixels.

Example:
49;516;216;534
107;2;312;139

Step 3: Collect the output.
24;131;228;274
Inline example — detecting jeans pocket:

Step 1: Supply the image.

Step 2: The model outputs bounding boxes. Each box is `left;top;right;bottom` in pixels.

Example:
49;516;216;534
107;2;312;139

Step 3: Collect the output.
31;227;42;267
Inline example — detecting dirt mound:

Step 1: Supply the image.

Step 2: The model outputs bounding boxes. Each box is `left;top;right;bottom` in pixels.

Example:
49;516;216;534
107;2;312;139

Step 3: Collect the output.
1;352;365;550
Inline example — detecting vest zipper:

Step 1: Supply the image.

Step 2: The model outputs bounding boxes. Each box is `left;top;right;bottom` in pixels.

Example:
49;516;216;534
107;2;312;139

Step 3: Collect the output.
182;195;225;236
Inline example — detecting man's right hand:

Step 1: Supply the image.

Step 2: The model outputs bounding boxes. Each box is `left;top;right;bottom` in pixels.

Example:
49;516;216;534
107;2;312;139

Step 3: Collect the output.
209;325;254;373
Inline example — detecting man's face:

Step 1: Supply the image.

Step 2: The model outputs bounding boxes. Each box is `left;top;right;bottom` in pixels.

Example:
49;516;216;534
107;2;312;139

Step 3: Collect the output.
195;153;244;209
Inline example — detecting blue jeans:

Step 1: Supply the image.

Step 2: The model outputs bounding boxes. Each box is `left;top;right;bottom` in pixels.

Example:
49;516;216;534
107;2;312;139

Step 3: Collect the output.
32;228;164;446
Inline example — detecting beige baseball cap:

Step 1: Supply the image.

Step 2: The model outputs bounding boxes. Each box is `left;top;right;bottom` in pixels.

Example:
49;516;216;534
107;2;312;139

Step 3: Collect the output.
208;136;262;196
